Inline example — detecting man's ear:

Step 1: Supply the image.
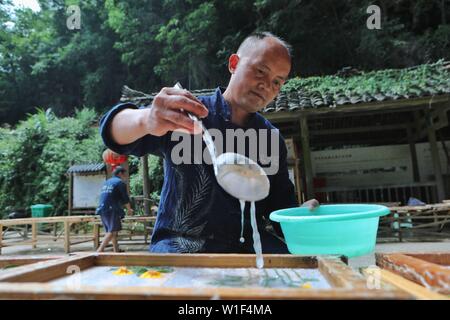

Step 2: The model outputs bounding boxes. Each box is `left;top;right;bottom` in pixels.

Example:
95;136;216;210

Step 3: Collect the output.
228;54;240;74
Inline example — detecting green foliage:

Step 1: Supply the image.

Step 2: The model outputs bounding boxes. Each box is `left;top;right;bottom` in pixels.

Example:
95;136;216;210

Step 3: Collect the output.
0;107;165;217
1;0;449;125
154;1;221;88
0;108;103;217
129;155;164;208
282;60;450;98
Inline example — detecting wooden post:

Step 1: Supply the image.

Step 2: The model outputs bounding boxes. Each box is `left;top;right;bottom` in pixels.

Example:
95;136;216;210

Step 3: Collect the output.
53;223;57;241
68;172;73;216
300;116;314;200
93;223;100;250
31;223;37;249
407;126;420;182
142;155;151;215
426;111;446;202
0;223;3;255
122;160;131;196
294;159;304;204
64;221;70;254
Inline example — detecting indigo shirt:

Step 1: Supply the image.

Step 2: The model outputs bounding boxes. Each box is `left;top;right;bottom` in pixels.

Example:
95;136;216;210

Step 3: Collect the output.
96;175;130;218
99;88;298;253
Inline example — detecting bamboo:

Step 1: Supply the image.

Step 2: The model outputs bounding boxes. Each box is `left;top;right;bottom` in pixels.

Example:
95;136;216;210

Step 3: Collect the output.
379;269;448;300
376;253;450;294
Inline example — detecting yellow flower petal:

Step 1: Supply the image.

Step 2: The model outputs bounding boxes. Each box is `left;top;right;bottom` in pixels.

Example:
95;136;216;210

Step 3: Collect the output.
140;270;163;279
112;267;134;276
301;282;312;289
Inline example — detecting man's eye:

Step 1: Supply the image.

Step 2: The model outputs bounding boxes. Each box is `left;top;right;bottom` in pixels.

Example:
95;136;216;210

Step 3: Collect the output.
256;69;265;76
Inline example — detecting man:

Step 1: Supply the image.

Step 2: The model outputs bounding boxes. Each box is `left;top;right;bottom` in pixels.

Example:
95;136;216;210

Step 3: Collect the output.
96;166;133;252
99;31;318;254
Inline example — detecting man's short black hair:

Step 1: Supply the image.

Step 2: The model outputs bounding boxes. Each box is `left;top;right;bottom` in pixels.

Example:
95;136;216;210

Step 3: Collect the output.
113;166;126;176
237;31;293;59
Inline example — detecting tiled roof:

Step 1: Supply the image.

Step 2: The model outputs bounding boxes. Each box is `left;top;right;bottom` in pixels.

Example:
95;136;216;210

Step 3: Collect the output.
67;163;106;174
120;60;450;113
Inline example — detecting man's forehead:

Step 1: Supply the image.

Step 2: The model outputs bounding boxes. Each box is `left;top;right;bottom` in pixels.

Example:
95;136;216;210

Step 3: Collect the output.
244;45;291;74
241;37;289;58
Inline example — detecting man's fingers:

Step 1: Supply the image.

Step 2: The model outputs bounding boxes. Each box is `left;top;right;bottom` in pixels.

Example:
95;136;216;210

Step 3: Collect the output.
160;108;197;132
308;200;320;211
161;88;208;118
301;199;320;211
168;87;204;105
171;95;209;119
160;117;195;135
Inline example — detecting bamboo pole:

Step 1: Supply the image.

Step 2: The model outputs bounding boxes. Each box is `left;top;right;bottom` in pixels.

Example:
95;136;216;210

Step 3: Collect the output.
300;116;314;200
426;111;446;201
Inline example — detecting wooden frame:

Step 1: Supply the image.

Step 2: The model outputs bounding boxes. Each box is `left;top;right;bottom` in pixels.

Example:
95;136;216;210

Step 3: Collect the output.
0;253;410;300
376;252;450;295
0;255;61;269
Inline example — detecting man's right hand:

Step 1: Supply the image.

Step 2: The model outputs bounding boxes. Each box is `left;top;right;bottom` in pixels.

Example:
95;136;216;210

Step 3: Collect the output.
145;87;208;136
110;88;209;145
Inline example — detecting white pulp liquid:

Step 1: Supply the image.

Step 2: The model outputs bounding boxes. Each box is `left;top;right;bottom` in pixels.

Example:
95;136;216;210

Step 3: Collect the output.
239;200;245;243
239;199;264;269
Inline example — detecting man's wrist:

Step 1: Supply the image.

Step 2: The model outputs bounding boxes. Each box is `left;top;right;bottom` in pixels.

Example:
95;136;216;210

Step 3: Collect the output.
137;108;151;136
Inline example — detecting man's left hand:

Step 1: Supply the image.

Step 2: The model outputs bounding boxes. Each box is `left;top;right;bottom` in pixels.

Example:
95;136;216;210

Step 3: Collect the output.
301;199;320;211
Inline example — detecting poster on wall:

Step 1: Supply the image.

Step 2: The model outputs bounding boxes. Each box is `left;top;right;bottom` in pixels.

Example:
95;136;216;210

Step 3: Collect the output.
311;145;413;188
311;141;450;188
73;175;106;208
415;141;450;181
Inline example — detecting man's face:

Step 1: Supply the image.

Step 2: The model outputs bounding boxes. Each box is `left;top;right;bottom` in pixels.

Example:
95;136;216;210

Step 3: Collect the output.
226;38;291;113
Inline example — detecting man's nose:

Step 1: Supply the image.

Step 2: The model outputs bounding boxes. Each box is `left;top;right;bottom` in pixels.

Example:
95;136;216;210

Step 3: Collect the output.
257;80;269;92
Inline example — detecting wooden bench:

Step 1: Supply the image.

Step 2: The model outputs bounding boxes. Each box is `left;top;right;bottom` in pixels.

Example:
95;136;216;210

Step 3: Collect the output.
1;215;157;254
379;203;450;241
0;216;98;254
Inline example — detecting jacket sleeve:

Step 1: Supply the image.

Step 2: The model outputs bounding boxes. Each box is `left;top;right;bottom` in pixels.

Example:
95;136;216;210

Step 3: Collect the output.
99;102;168;157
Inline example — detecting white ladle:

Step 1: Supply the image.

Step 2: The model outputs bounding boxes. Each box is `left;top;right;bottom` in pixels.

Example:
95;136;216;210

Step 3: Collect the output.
174;83;270;202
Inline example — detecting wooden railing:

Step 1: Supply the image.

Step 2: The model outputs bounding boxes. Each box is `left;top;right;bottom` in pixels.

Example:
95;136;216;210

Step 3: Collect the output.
315;182;438;205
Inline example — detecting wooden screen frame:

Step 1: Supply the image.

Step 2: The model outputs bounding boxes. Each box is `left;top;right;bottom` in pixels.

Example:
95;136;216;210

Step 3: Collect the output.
376;252;450;295
0;253;410;300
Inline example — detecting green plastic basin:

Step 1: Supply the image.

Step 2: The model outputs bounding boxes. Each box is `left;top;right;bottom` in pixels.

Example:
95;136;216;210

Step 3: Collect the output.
269;204;390;258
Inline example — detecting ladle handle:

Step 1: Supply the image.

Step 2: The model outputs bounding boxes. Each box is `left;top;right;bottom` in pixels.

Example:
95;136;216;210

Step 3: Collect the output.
173;83;218;166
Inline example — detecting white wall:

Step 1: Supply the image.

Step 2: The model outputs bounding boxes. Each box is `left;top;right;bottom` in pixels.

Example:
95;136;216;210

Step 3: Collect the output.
311;141;450;188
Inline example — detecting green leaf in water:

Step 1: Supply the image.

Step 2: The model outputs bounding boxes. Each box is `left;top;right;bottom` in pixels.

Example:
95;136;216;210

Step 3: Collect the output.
2;264;19;270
